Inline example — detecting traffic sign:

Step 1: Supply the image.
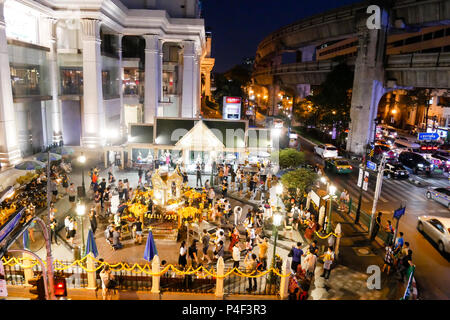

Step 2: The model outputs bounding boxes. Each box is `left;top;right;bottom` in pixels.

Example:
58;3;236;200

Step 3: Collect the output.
366;160;377;171
417;132;439;141
357;168;363;188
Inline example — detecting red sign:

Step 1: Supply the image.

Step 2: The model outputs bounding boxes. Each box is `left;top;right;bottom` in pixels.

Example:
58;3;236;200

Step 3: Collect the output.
226;97;241;104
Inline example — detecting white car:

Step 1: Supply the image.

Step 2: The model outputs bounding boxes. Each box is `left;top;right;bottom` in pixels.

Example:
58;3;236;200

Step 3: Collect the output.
417;216;450;254
314;144;338;158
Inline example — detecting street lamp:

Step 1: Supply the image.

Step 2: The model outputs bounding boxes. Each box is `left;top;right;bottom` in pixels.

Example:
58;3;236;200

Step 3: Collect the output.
78;153;86;199
271;212;282;269
76;202;86;255
326;185;337;234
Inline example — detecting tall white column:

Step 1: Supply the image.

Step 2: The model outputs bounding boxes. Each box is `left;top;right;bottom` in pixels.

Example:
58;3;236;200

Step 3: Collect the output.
196;54;201;118
43;17;63;145
117;34;126;137
80;18;105;148
158;39;163;105
143;34;160;124
181;41;196;118
0;0;21;166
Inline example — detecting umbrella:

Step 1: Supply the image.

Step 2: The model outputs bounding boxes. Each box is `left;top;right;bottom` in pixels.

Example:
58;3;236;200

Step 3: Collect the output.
34;152;62;162
84;229;98;258
50;146;74;155
14;160;46;170
23;229;29;249
143;230;158;262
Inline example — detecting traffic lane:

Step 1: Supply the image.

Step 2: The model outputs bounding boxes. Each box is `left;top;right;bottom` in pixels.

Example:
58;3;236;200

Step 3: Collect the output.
363;193;450;300
383;202;450;300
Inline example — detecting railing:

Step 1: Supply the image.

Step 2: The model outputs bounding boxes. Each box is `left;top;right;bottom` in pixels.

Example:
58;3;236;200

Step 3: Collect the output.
224;269;280;295
386;52;450;69
2;257;288;297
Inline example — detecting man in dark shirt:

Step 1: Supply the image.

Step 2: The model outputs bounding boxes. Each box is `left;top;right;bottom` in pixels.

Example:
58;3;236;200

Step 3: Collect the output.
308;240;319;256
188;240;199;268
133;220;143;244
99;178;107;208
289;242;304;274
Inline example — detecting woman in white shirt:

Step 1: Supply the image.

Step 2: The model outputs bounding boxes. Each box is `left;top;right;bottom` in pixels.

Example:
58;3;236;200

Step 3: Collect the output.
178;241;187;269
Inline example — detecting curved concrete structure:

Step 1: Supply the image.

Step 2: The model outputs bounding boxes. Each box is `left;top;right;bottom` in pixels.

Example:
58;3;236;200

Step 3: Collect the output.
252;0;450;155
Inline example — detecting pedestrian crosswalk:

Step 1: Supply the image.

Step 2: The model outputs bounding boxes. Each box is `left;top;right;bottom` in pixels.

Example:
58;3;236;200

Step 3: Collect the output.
333;176;427;204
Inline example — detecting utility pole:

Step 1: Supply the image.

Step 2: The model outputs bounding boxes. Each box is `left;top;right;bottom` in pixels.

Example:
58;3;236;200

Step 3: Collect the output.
369;154;386;236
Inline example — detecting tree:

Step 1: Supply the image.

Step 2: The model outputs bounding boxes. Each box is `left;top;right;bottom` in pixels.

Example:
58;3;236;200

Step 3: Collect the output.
294;63;353;128
280;168;318;198
212;65;251;109
272;148;305;169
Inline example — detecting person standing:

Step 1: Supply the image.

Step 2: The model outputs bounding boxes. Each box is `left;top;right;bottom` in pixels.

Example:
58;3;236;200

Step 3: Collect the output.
196;164;202;187
68;183;77;210
289;242;304;274
304;251;317;280
385;220;395;245
68;217;76;246
132;219;143;245
257;237;269;270
370;212;382;241
64;215;71;240
188;240;199;268
320;246;335;280
201;229;212;264
100;265;114;300
207;188;215;208
233;206;242;226
49;217;58;245
178;241;188;269
103;187;112;217
94;191;102;218
89;208;97;235
232;242;241;269
244;252;258;292
222;178;228;198
382;243;395;275
117;180;124;201
228;227;240;252
138;166;143;185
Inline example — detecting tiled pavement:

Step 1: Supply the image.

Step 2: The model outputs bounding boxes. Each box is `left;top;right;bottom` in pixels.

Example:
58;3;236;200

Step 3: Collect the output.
4;163;402;299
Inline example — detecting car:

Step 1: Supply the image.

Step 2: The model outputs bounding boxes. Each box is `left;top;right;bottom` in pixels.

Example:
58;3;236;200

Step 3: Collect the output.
417;216;450;254
384;162;409;179
398;151;434;174
426;187;450;210
430;152;450;172
374;139;391;149
324;159;353;174
380;125;398;138
314;144;338;158
373;145;397;160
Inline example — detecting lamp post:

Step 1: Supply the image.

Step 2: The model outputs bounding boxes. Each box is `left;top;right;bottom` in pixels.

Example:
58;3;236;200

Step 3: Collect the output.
271;212;282;269
78;153;86;199
76;202;86;255
326;185;336;234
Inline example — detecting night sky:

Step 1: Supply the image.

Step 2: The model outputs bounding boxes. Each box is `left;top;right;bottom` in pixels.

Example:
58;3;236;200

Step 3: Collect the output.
202;0;363;72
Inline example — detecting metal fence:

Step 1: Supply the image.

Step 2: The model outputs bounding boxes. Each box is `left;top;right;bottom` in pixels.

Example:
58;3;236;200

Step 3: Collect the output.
3;260;281;296
224;269;280;295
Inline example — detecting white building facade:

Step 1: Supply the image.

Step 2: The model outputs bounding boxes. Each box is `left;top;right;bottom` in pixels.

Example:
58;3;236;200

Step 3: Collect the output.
0;0;208;166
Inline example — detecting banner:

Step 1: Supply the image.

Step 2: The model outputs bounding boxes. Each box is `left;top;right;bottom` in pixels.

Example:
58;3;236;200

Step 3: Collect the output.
357;168;363;188
310;190;321;207
362;171;369;191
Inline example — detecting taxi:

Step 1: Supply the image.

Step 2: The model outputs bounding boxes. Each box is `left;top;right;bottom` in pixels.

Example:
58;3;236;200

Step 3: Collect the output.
324;158;353;174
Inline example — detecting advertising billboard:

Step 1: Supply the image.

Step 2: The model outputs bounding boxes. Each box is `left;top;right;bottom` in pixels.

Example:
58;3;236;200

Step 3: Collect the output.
223;97;241;120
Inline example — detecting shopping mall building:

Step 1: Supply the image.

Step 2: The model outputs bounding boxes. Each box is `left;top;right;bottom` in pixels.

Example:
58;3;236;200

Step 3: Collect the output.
0;0;234;168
